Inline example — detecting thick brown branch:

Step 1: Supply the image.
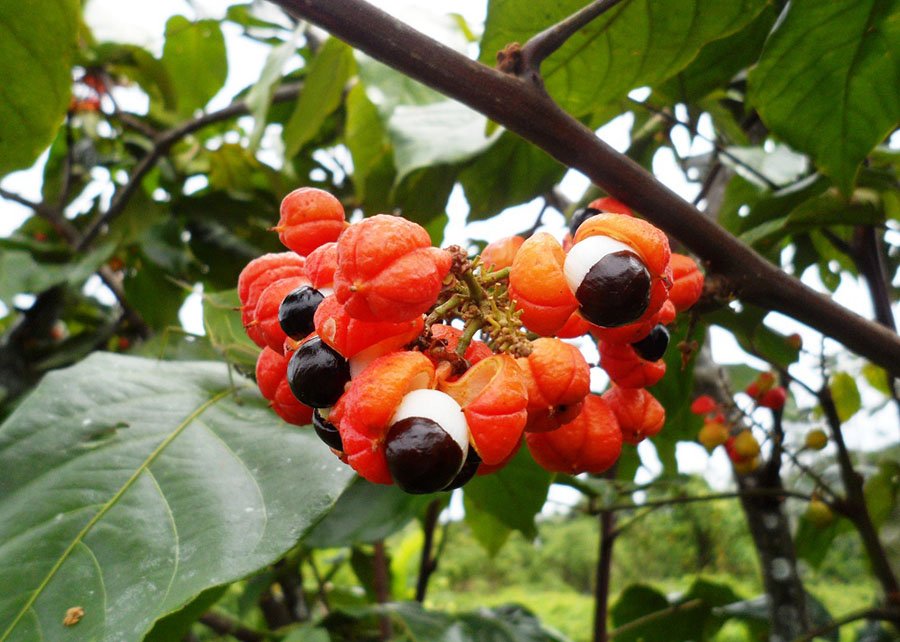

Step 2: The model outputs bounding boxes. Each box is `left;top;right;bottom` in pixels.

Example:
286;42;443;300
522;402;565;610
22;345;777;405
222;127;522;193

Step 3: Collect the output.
265;0;900;376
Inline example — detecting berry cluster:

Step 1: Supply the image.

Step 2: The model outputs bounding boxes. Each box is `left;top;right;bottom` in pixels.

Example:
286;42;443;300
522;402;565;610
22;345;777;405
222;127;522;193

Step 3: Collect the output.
238;189;704;493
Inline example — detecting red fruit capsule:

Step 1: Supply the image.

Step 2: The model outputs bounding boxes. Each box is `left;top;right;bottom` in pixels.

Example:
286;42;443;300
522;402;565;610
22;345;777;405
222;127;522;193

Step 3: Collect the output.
271;377;314;426
313;295;424;360
599;341;666;389
274;187;348;257
238;252;305;307
508;233;578;337
526;394;623;475
439;354;529;466
517;338;591;433
668;254;704;312
305;241;338;291
256;347;288;400
690;395;718;415
334;215;452;322
480;235;524;272
254;275;312;353
602;385;665;445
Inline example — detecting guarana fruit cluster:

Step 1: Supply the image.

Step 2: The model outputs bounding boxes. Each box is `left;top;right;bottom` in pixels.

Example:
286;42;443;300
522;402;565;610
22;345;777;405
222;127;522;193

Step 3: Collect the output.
237;188;704;494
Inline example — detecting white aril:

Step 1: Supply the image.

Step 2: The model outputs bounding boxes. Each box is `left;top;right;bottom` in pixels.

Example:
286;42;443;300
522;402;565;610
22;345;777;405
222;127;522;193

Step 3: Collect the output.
563;234;636;295
389;388;470;459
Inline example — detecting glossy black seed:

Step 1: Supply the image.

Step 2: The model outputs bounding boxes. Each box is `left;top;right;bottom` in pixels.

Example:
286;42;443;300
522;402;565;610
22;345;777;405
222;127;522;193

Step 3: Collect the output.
385;416;464;494
631;324;670;362
575;250;651;327
313;409;343;451
287;337;350;408
279;285;324;340
569;207;602;237
442;447;481;491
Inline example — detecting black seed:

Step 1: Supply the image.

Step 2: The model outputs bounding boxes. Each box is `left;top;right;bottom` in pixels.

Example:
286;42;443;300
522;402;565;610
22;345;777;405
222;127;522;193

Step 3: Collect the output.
287;337;350;408
313;409;343;451
442;447;481;491
569;207;601;237
279;285;324;340
385;416;464;494
575;250;651;327
631;324;670;362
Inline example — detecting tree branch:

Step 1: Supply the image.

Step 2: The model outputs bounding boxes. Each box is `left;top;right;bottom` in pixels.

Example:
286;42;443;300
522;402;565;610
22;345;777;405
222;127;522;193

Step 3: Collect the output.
587;487;819;515
515;0;629;77
792;607;900;642
76;82;303;251
415;499;442;602
265;0;900;376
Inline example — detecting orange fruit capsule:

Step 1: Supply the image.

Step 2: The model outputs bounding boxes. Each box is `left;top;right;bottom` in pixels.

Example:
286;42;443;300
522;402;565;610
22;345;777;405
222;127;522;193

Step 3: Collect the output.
305;241;338;291
525;394;623;475
668;254;704;312
238;252;305;307
439;354;528;466
270;377;314;426
334;215;452;322
332;351;436;484
274;187;348;257
517;338;591;433
313;295;423;360
508;233;579;336
254;275;312;353
256;346;288;401
556;311;592;339
480;235;524;272
601;385;665;445
599;341;666;389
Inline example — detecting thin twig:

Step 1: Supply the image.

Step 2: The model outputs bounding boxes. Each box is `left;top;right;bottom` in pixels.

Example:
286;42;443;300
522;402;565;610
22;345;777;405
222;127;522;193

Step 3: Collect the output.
199;611;267;642
372;541;394;641
586;487;817;515
792;607;900;642
518;0;630;75
76;82;303;250
608;599;704;639
592;467;618;642
415;499;442;602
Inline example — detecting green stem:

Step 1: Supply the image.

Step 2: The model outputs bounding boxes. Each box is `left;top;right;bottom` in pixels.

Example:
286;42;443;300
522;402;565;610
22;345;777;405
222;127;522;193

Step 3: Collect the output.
426;294;462;326
481;267;510;287
461;270;484;304
456;317;483;357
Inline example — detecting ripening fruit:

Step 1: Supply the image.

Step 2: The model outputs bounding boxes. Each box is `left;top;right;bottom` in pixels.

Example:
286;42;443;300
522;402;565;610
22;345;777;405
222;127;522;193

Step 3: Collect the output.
287;336;351;408
526;394;623;475
564;235;651;327
759;386;787;410
274;187;348;256
667;254;704;312
690;395;719;416
745;372;776;399
256;347;288;401
630;324;670;362
255;276;311;352
238;252;306;308
601;386;665;445
805;499;834;528
384;389;470;494
279;285;325;341
517;338;591;433
304;241;338;293
732;430;761;458
508;232;578;336
480;235;524;272
804;429;828;451
697;421;729;452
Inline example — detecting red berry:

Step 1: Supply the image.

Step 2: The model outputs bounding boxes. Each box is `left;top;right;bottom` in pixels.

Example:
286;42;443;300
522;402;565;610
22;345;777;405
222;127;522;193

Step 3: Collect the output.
274;188;347;257
256;346;288;401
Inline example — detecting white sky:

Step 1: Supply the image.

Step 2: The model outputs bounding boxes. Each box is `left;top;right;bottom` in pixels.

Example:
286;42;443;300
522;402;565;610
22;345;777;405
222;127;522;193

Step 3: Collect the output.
1;1;896;503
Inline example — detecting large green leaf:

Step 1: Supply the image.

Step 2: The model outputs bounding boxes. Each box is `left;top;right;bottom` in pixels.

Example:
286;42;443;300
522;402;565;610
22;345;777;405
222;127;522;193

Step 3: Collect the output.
283;38;355;159
303;476;434;549
748;0;900;194
161;16;228;119
459;132;566;222
0;0;79;177
0;353;352;642
344;83;396;213
463;446;551;541
479;0;768;118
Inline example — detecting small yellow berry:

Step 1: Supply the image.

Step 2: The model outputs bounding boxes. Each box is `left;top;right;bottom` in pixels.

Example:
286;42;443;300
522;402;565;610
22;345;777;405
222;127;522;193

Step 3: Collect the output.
804;429;828;451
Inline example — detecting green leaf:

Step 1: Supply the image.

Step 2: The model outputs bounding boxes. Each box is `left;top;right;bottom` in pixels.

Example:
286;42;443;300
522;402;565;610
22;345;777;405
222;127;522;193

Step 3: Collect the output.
462;446;551;541
463;491;512;556
830;372;862;422
283;38;355;159
303;476;434;548
794;514;845;569
161;16;228;119
657;6;777;103
202;289;260;371
345;83;396;212
748;0;900;194
388;100;498;181
862;363;893;396
0;0;79;177
707;306;801;368
459;132;566;222
865;460;899;530
0;353;352;642
480;0;768;118
457;604;571;641
283;624;331;642
610;584;669;640
246;30;301;149
143;585;227;642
